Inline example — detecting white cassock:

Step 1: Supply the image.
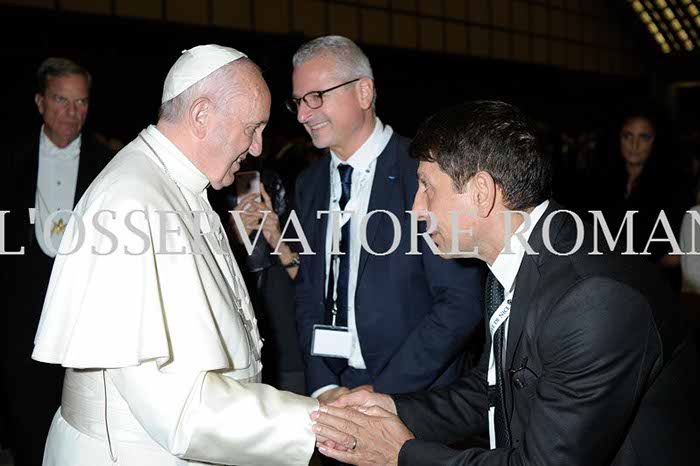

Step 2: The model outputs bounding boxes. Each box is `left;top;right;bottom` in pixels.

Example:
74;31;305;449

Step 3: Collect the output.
32;125;318;466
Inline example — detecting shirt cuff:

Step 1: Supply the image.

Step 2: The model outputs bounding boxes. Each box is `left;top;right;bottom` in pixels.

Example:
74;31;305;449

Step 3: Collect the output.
311;384;340;399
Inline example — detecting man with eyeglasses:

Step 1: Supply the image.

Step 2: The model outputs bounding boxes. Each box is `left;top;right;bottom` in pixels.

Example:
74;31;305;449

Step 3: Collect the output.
289;36;482;409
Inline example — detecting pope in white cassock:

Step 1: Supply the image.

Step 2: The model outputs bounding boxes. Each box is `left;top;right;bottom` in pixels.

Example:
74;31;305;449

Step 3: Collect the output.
31;45;318;465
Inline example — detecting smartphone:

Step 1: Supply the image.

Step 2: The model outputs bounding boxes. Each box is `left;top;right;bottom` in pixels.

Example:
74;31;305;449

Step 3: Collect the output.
235;170;261;202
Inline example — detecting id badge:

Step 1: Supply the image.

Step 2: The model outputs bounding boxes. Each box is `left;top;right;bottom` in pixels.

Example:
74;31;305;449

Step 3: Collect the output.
311;324;352;359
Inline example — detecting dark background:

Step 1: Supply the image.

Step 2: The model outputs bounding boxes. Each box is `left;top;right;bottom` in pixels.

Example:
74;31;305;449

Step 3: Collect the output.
0;4;667;144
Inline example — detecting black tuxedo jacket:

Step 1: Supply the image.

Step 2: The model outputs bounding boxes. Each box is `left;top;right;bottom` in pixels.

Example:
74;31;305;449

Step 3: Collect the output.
0;128;112;465
294;133;482;395
1;126;113;345
395;201;698;466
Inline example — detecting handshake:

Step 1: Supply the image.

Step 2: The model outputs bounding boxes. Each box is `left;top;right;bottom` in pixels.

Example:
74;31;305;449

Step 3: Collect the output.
310;385;416;466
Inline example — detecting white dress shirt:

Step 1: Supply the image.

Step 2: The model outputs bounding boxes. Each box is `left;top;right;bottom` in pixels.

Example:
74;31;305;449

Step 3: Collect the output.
34;126;81;257
312;118;393;399
488;201;549;360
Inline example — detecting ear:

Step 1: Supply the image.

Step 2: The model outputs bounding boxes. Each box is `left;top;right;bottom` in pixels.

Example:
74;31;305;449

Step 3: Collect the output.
35;93;45;115
189;97;212;139
471;171;497;218
356;77;375;110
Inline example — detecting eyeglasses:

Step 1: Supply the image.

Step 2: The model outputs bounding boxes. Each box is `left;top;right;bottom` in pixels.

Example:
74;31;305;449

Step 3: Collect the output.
285;78;360;114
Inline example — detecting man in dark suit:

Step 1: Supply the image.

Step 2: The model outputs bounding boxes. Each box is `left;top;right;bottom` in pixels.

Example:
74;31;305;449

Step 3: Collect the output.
311;101;698;465
289;36;482;405
0;57;112;466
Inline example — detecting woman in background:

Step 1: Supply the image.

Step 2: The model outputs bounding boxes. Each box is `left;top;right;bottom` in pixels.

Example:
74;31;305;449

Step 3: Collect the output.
597;109;694;290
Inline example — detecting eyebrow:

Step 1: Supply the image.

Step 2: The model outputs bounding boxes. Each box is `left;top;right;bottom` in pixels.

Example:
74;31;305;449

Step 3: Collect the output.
246;119;268;127
51;91;89;100
291;89;314;99
622;130;654;136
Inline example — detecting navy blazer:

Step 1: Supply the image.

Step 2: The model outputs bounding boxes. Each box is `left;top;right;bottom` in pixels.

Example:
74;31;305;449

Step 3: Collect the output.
294;133;482;395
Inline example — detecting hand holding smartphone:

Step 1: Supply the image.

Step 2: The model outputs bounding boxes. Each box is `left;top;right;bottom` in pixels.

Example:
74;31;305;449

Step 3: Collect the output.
234;170;261;203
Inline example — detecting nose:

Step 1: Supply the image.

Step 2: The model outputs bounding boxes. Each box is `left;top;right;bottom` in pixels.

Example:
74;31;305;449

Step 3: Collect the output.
412;189;428;220
248;130;263;157
66;101;77;117
297;100;313;124
631;137;641;151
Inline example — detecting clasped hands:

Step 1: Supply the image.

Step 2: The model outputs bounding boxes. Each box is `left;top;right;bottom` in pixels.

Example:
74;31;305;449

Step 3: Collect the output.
311;386;415;466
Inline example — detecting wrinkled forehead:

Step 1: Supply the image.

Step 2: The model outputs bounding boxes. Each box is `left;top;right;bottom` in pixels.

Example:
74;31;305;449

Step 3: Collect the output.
45;73;90;95
238;62;269;94
247;75;272;114
240;78;271;123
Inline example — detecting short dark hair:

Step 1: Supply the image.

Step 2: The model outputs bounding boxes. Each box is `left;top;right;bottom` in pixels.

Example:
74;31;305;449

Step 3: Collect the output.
410;100;551;210
36;57;92;95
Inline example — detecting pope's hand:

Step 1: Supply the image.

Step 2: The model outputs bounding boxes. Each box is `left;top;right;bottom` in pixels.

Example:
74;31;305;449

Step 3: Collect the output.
311;405;414;466
349;384;374;394
317;386;351;405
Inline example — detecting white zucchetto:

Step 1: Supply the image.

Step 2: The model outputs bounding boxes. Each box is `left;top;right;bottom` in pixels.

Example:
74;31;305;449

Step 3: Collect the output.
161;44;247;103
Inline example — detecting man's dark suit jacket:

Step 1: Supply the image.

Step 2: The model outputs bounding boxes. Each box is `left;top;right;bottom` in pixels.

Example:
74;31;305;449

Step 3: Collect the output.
394;201;698;466
0;128;112;465
294;133;482;395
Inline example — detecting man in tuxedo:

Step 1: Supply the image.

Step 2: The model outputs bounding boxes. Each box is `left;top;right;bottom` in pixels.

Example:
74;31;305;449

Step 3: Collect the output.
311;101;697;465
0;57;112;465
290;36;482;404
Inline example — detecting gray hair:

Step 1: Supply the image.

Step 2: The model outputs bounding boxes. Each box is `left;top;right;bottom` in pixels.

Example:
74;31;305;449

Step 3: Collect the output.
158;58;256;123
37;57;92;94
293;35;374;81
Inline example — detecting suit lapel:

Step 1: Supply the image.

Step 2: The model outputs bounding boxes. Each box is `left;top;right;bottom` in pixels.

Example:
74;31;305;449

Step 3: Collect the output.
504;252;540;418
356;135;401;283
16;131;41;247
75;136;93;202
20;130;41;207
503;201;564;419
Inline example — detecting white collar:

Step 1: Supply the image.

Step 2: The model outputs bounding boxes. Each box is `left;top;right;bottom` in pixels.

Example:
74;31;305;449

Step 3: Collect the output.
39;125;81;160
489;200;549;292
330;118;393;171
142;125;210;195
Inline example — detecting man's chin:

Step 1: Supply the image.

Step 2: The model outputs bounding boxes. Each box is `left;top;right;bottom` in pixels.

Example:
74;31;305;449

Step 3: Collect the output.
211;175;233;191
51;130;82;147
222;162;242;186
433;242;454;260
307;132;330;150
432;238;477;260
439;250;476;260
